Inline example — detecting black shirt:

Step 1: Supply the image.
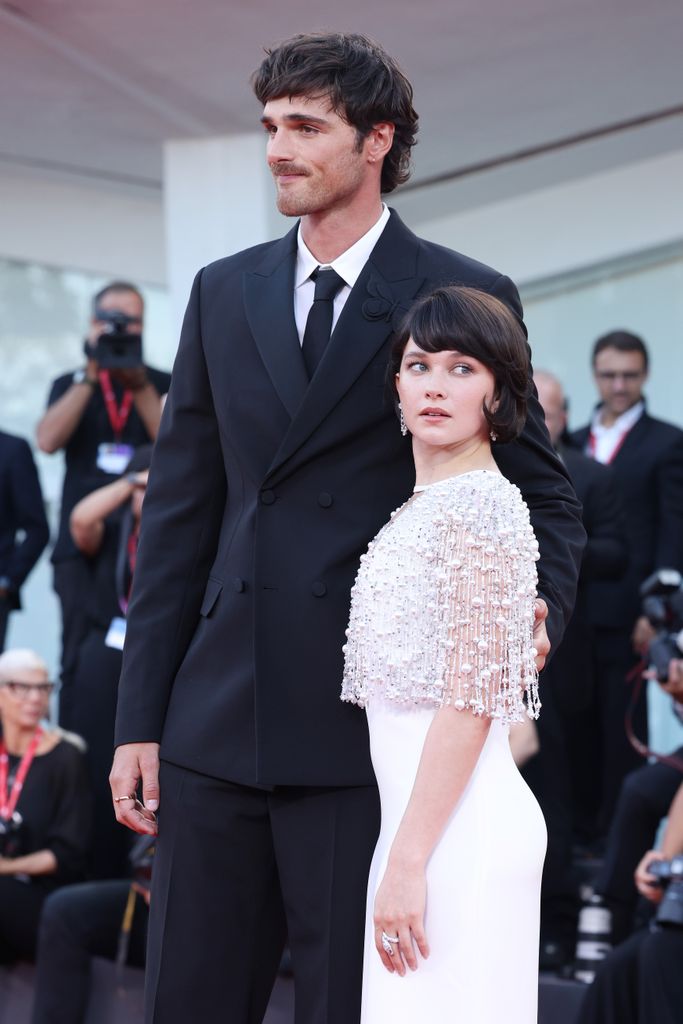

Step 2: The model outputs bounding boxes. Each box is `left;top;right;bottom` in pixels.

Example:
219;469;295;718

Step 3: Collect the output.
6;735;91;887
46;366;171;563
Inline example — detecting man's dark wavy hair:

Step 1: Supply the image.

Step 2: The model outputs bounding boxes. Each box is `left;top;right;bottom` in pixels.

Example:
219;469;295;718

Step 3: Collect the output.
252;32;418;194
390;286;532;444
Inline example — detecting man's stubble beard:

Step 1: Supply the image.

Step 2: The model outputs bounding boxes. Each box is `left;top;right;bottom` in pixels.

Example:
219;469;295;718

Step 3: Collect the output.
274;159;366;218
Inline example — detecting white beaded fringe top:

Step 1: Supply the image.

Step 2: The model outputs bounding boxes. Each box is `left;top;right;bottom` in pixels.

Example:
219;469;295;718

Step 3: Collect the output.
341;470;541;725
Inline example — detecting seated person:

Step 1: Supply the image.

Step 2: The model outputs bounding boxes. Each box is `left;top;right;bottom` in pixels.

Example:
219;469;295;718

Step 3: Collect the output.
0;649;91;962
577;773;683;1024
31;836;153;1024
587;657;683;944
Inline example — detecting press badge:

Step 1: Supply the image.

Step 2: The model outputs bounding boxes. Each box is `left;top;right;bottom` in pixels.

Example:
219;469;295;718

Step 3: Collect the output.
97;443;134;475
105;616;127;651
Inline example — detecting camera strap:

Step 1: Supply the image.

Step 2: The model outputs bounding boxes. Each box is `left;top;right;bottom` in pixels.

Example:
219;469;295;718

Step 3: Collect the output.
625;663;683;773
100;370;134;442
0;726;43;819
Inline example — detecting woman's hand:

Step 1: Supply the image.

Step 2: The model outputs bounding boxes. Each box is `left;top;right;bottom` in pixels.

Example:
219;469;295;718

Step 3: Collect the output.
373;857;429;976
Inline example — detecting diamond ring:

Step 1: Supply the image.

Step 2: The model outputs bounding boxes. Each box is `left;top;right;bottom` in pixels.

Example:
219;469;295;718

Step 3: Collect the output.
381;930;400;955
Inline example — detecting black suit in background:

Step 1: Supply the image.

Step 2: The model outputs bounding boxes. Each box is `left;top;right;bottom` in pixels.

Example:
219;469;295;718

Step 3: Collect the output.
570;409;683;829
0;429;49;649
577;925;683;1024
523;446;627;955
115;210;586;1023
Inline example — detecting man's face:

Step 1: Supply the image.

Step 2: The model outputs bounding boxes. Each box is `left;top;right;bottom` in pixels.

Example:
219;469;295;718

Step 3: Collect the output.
261;94;371;217
89;289;144;345
593;347;647;419
534;375;566;447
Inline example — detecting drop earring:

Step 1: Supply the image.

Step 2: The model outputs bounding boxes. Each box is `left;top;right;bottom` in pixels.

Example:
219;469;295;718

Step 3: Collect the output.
399;404;408;437
490;429;498;442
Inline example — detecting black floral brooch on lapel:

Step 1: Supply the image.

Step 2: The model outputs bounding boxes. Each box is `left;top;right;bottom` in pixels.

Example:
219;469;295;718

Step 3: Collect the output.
362;278;410;332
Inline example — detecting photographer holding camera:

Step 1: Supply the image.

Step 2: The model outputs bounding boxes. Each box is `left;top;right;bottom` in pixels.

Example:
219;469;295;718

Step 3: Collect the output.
579;734;683;1024
576;578;683;962
36;282;170;729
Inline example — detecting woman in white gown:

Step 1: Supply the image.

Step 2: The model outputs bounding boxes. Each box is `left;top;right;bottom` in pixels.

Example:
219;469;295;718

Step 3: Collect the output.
341;285;548;1023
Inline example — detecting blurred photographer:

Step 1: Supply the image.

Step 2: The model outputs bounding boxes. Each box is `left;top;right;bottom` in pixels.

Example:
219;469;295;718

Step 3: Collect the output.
68;445;152;879
36;282;170;730
580;653;683;959
578;771;683;1024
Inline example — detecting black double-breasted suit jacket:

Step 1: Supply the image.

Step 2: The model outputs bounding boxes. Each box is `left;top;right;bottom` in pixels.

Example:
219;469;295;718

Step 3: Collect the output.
571;409;683;629
115;211;585;787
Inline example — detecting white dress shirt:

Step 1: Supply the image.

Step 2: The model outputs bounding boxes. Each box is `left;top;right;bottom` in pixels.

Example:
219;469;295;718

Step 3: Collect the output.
293;205;391;344
588;400;645;464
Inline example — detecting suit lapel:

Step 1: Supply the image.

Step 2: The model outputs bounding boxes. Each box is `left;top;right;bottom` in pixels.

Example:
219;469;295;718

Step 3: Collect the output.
266;211;425;476
611;410;650;463
243;225;308;420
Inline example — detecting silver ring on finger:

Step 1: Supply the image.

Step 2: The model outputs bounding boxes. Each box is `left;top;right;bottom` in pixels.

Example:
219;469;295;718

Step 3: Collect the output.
381;930;400;955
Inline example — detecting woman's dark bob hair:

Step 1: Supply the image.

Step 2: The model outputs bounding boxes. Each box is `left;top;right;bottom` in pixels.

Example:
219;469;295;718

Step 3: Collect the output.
390;285;532;444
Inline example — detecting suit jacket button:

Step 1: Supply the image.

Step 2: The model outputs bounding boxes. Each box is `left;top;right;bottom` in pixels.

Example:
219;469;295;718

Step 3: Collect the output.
317;492;333;508
311;581;327;598
233;577;245;593
260;489;276;505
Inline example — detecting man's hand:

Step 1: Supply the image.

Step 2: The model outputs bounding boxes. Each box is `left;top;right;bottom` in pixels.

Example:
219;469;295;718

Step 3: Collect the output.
109;742;160;835
533;598;551;672
111;366;149;391
632;615;656;657
635;849;666;903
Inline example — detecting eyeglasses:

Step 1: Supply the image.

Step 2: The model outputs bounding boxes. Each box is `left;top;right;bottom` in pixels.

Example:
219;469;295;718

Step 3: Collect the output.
1;681;56;699
594;371;644;382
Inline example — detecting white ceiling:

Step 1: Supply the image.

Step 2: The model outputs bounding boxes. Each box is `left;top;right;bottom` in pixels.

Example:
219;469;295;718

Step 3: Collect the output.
1;0;682;199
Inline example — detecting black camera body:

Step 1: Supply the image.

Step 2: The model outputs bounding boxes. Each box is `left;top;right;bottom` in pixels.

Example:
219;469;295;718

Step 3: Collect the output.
89;309;143;370
0;811;25;859
640;569;683;682
648;854;683;929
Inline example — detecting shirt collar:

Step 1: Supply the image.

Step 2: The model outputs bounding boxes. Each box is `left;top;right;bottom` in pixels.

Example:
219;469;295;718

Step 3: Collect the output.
591;399;645;436
295;204;390;290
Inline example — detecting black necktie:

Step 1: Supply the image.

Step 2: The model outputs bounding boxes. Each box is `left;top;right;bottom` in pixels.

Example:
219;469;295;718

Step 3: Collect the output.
302;266;345;378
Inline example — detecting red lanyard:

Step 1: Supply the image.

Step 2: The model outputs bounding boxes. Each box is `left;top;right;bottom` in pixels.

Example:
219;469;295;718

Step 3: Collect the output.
0;726;43;819
99;370;134;442
587;426;630;465
119;527;140;615
127;528;139;582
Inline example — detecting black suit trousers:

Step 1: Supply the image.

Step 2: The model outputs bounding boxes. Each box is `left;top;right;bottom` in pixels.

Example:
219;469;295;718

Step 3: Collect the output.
145;761;381;1024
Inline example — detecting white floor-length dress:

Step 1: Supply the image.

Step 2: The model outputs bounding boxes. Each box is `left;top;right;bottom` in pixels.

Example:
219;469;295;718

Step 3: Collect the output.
341;471;548;1024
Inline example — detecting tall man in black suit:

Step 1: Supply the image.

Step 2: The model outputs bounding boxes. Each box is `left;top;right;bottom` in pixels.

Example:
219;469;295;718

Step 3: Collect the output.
570;331;683;829
0;430;49;649
110;33;586;1024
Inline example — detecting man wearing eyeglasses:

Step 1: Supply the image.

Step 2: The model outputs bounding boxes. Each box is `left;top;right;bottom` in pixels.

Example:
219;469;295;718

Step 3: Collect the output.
571;331;683;835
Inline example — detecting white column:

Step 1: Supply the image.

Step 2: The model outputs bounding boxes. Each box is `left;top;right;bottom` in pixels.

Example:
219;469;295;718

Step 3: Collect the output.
163;133;289;337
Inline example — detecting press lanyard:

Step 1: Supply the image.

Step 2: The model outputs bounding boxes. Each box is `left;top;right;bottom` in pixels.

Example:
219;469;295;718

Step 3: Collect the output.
0;726;43;819
587;426;630;465
99;370;134;442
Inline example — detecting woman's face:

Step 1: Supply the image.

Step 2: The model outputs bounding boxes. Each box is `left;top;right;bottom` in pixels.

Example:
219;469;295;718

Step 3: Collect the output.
396;342;496;448
0;667;51;732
